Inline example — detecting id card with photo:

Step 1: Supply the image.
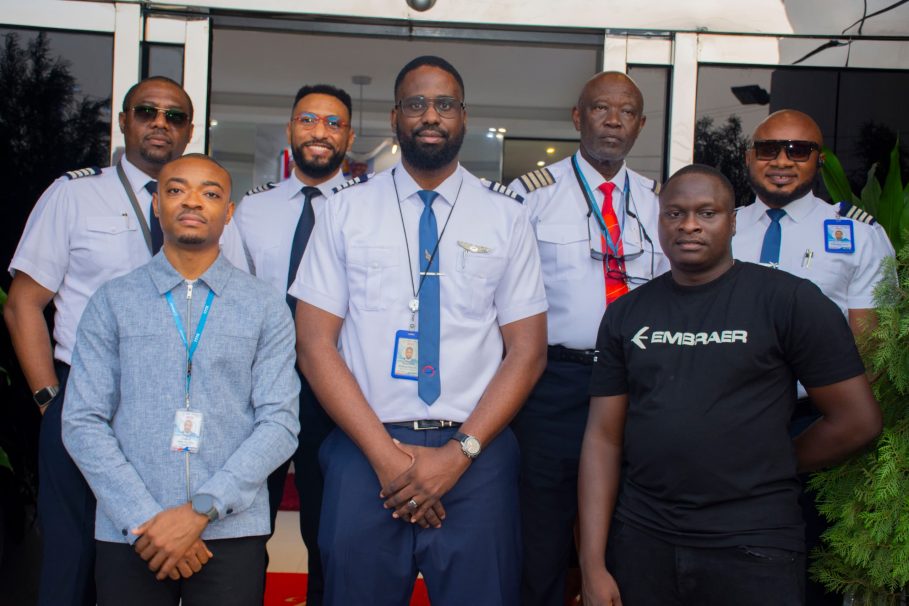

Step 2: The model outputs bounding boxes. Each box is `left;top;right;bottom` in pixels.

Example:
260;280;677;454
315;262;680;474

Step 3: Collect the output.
171;409;203;453
391;330;419;381
824;219;855;254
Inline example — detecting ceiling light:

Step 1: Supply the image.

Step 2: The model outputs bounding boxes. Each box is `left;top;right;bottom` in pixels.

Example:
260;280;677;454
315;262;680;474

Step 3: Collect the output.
391;144;398;154
537;161;545;167
546;147;555;154
497;128;507;133
209;119;219;127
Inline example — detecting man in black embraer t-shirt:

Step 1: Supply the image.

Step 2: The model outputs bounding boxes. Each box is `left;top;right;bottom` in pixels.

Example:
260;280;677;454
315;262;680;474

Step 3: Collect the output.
576;164;882;606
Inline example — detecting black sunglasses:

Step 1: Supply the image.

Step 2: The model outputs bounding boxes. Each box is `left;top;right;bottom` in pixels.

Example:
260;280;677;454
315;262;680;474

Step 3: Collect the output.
752;139;820;162
130;105;190;128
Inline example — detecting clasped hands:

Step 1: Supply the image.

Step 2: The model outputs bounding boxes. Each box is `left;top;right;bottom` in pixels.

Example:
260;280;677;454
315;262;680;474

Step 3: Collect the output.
377;439;471;529
132;503;213;581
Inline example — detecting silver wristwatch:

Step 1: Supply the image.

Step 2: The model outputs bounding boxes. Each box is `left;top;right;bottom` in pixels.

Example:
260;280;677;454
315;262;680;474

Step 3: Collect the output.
451;431;482;459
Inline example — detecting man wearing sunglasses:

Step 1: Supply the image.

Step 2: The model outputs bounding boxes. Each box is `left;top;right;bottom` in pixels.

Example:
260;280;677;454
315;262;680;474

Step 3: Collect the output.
4;76;248;606
507;71;669;606
732;111;894;606
231;83;355;606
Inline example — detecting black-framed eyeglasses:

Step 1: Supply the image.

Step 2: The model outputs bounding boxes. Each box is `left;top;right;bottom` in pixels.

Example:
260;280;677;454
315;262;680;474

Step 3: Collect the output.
130;105;190;127
395;96;465;118
587;207;654;285
291;112;349;132
752;139;820;162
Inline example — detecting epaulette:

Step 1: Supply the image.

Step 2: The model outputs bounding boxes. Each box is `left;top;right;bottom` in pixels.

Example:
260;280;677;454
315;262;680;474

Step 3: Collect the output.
331;173;371;194
481;179;524;203
649;178;661;195
517;168;556;194
837;201;877;225
245;182;277;197
64;167;101;180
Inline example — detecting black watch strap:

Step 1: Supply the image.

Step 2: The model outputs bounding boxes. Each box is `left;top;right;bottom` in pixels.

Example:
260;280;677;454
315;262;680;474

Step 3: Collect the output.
33;385;60;407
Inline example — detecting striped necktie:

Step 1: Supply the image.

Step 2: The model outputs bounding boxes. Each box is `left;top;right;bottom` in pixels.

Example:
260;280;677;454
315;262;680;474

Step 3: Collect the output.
597;181;629;304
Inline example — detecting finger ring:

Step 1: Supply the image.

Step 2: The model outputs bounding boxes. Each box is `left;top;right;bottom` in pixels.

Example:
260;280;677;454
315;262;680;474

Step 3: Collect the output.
407;498;418;510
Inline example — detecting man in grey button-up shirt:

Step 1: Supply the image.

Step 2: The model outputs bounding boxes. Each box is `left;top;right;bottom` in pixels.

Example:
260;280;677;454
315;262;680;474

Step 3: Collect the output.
63;154;299;603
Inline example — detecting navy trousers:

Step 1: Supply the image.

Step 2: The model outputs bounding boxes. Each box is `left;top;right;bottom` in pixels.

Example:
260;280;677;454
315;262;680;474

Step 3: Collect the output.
266;374;334;606
37;362;96;606
318;425;521;606
607;520;805;606
511;359;592;606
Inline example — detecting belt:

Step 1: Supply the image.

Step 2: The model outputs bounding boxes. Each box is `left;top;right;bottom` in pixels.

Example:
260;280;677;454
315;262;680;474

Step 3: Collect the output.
547;345;597;366
387;420;462;430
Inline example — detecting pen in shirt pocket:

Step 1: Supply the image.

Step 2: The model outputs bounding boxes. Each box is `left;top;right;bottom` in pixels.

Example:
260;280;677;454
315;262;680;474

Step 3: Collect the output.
802;249;813;268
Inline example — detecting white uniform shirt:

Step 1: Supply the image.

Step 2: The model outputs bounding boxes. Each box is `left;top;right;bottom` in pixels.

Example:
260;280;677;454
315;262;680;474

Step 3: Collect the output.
510;153;669;350
732;193;895;316
9;157;249;365
289;163;548;423
232;170;346;294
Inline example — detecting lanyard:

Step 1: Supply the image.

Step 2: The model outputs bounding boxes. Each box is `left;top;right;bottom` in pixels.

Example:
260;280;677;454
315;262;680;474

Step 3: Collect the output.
571;155;630;258
115;162;155;255
165;288;215;406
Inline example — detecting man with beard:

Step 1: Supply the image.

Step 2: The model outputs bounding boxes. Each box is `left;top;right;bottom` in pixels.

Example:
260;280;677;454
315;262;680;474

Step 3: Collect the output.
290;56;547;606
579;164;880;606
4;76;247;606
732;111;894;605
231;84;355;605
508;71;669;606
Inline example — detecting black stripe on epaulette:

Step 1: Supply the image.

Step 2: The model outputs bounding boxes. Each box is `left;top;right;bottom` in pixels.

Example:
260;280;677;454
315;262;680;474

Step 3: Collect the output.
331;173;371;194
64;167;102;180
482;179;524;203
518;168;555;193
650;178;661;195
837;201;877;225
245;182;277;197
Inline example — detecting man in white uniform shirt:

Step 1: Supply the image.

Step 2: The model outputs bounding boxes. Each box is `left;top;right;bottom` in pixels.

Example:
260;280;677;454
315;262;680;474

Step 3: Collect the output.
508;71;669;606
232;83;355;606
291;55;547;606
3;76;247;606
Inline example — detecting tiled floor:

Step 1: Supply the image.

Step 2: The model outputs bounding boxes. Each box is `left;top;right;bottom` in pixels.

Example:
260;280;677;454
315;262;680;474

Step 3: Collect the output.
266;510;309;573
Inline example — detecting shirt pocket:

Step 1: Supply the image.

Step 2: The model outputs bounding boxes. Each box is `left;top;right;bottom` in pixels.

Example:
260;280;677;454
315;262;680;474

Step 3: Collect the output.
535;222;587;281
453;250;508;319
347;245;399;311
79;216;140;269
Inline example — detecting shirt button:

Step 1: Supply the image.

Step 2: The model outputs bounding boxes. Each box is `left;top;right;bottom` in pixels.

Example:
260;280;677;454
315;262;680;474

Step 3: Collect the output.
121;529;127;536
226;508;233;514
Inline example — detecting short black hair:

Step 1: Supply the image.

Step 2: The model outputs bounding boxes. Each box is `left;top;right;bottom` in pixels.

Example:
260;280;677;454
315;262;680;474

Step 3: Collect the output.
164;153;233;196
291;84;353;119
121;76;193;119
394;55;465;100
662;164;735;211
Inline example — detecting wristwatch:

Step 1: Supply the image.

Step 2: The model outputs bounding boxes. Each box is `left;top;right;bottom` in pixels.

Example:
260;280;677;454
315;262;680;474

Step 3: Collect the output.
33;385;60;408
451;432;482;459
191;493;219;523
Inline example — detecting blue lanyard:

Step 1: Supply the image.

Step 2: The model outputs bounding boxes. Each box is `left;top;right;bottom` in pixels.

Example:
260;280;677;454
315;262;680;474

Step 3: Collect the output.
571;154;630;257
165;288;215;403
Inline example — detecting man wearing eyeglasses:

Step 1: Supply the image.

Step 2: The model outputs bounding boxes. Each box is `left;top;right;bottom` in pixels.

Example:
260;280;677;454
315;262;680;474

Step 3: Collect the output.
732;110;894;606
292;55;547;606
508;71;670;606
4;76;248;606
231;83;355;606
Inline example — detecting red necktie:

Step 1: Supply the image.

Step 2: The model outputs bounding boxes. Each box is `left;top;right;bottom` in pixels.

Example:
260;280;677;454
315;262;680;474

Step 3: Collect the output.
597;181;629;304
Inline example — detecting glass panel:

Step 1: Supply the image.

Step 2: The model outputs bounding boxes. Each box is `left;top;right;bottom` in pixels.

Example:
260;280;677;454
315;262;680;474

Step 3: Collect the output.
144;43;184;84
627;65;670;183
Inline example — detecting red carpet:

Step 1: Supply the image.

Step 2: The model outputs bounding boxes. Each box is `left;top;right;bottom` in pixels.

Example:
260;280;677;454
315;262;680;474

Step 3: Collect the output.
265;573;431;605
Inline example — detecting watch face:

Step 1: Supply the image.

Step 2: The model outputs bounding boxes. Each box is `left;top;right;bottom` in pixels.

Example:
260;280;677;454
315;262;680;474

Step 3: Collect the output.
463;436;481;456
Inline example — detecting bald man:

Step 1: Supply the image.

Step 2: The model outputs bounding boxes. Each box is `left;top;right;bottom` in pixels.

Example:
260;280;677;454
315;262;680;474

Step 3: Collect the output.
509;71;670;606
62;155;299;604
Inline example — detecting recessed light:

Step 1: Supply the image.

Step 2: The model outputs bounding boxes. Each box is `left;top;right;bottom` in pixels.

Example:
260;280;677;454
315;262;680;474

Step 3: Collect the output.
209;119;219;127
497;128;507;133
537;161;545;167
546;147;555;154
488;127;497;132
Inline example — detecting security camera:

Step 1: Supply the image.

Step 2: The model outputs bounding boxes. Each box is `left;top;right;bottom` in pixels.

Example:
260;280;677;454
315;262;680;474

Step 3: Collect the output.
406;0;437;11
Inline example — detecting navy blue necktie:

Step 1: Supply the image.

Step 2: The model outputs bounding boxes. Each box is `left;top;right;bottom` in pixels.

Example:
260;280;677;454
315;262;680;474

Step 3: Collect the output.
145;181;163;255
759;208;786;265
417;190;441;405
286;186;322;313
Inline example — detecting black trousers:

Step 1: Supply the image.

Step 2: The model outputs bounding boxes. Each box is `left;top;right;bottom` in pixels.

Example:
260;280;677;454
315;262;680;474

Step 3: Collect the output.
37;361;97;606
95;536;267;605
265;373;335;606
607;520;805;606
511;359;592;606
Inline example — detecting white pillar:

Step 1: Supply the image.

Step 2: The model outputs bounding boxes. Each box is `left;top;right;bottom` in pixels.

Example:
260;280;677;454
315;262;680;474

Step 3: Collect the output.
667;32;698;175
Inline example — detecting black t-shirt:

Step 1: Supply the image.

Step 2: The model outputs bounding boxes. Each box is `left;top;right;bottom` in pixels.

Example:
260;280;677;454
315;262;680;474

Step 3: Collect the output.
589;261;865;551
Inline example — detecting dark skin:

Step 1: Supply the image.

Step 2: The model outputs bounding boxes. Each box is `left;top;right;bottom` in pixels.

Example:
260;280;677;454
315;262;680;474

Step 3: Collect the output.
287;92;355;186
297;64;547;529
119;80;194;180
572;72;646;182
746;109;874;338
577;171;881;606
133;156;236;580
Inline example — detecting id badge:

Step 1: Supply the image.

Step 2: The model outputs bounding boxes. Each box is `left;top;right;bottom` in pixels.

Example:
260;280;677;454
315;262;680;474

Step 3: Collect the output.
171;410;203;453
824;219;855;254
391;330;419;381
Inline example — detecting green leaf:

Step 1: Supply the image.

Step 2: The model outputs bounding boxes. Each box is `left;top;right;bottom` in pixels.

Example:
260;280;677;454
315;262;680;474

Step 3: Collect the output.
861;163;883;219
0;447;11;473
879;140;905;248
821;146;859;205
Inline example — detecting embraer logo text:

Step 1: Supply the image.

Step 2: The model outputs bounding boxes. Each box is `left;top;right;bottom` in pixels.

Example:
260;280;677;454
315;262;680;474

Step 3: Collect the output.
630;326;748;350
